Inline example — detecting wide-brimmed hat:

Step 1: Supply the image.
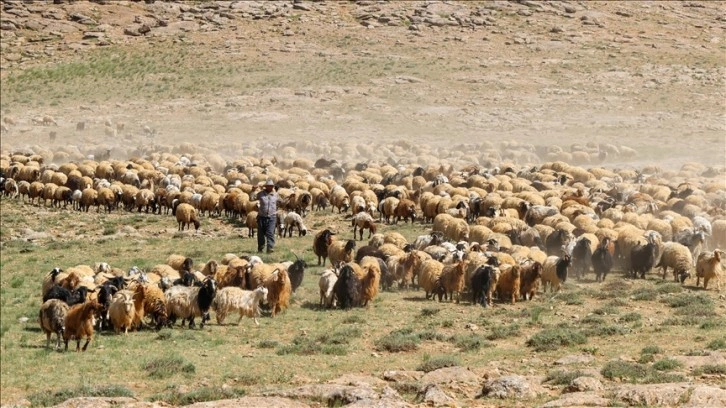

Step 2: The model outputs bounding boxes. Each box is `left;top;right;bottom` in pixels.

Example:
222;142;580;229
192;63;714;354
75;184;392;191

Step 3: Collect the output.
264;179;275;187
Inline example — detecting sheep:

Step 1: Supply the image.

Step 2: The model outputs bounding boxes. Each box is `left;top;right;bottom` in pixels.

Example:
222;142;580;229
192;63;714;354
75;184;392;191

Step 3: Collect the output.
380;196;400;224
541;254;571;292
470;265;500;307
282;211;308;237
286;254;307;294
657;242;693;283
331;263;361;309
313;229;336;266
399;250;432;289
213;286;269;325
412;231;445;251
351;211;377;240
165;277;217;329
39;299;69;350
176;203;201;231
591;237;615;282
418;259;445;300
246;211;258;237
63;300;105;352
319;267;339;308
518;261;543;301
140;283;168;330
167;255;194;272
675;229;707;265
264;268;292;317
356;256;381;307
393;198;417;224
330;186;350;213
495;264;521;304
328;239;356;267
383;231;408;249
437;257;468;303
354;245;386;263
524;204;559;227
695;249;723;291
109;290;136;335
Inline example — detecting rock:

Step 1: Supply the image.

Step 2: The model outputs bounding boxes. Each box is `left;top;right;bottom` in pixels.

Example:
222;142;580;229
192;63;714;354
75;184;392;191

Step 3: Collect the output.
614;383;690;406
383;370;424;383
124;24;145;36
420;366;481;388
564;376;603;393
418;384;456;407
328;374;388;388
292;3;312;12
539;391;610;407
263;384;380;406
684;385;726;408
554;354;594;365
4;53;22;62
480;375;537;400
185;397;311;408
672;351;726;370
69;13;97;25
24;19;47;31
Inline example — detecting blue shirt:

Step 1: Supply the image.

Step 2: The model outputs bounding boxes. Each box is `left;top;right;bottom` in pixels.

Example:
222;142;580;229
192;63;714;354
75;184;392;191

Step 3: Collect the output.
258;189;278;218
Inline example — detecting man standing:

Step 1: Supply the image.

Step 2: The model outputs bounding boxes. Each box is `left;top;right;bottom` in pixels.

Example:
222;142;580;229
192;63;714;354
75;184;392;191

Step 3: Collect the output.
257;179;279;253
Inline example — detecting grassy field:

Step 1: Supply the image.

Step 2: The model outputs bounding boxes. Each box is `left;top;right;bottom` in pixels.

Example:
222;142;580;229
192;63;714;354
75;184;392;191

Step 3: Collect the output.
1;198;724;406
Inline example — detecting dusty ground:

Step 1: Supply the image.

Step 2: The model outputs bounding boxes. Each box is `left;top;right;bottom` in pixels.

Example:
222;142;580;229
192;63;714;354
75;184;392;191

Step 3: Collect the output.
0;0;724;169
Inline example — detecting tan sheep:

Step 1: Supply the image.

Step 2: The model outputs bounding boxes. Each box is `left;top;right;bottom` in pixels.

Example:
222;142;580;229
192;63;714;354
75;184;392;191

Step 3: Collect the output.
418;259;444;300
657;242;693;282
176;203;201;231
328;239;356;267
356;256;381;307
695;250;723;291
109;290;136;335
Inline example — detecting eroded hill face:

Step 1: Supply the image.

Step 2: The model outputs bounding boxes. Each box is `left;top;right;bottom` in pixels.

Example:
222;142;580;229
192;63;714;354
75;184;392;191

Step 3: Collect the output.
0;0;724;169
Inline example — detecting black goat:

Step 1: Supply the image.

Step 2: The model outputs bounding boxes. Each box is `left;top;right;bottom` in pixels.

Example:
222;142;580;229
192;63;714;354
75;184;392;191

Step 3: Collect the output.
630;238;658;279
354;245;386;263
288;254;307;293
43;285;91;306
314;229;336;266
591;237;614;282
333;264;361;310
470;265;498;307
571;237;593;279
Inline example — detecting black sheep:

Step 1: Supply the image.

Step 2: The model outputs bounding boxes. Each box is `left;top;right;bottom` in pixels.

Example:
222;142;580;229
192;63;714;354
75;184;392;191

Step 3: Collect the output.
545;228;571;256
571;237;593;279
354;245;386;263
43;285;90;306
333;264;361;310
314;229;336;266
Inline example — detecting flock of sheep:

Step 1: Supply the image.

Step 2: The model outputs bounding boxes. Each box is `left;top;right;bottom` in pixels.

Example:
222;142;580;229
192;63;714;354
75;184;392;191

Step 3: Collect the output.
1;142;725;351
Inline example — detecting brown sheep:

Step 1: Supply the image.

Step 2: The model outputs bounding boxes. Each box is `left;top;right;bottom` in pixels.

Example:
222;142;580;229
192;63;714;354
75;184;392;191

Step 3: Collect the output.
437;257;468;303
176;203;201;231
313;229;336;265
39;299;69;350
518;261;543;301
695;250;723;290
328;239;356;267
265;268;292;317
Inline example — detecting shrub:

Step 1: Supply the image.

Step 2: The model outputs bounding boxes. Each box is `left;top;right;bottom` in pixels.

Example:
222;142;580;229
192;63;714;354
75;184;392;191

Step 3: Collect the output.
652;358;682;372
417;355;460;372
693;364;726;376
592;305;618;315
29;384;133;407
420;307;441;317
256;339;280;349
544;369;588;385
582;324;630;337
707;338;726;350
619;312;642;323
487;324;520;340
450;334;490;351
631;288;657;301
375;329;420;352
150;386;245;405
601;361;648;382
641;345;662;355
342;314;364;324
526;327;587;352
143;355;195;379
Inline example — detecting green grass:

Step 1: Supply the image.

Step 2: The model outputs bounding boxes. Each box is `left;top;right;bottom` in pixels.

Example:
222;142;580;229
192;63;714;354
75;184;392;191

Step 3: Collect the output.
652;358;682;371
375;328;421;353
692;364;726;375
486;324;521;340
601;361;686;384
707;338;726;350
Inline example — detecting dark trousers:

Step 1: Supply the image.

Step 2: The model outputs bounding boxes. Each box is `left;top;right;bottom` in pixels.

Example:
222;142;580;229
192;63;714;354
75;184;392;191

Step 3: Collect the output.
257;216;276;252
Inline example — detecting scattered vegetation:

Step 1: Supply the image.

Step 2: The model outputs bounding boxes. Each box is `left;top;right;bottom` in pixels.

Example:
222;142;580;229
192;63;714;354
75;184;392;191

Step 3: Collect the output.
142;355;196;379
149;386;246;406
28;384;133;407
526;327;587;352
544;370;590;385
417;355;460;372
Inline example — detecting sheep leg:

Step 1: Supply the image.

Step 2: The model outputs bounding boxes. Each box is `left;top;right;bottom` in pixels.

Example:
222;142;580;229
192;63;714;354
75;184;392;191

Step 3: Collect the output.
703;277;709;290
45;333;51;349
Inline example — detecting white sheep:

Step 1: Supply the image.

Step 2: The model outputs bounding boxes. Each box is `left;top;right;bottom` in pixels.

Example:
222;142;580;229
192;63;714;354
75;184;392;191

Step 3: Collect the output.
695;249;723;291
282;211;307;237
657;242;693;282
318;268;339;308
165;277;217;328
541;255;571;293
212;286;269;325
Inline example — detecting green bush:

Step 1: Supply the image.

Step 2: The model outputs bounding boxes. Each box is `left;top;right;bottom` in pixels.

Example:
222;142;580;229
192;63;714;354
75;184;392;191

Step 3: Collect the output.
375;329;420;352
150;386;245;405
29;384;133;407
416;355;460;372
142;355;195;379
544;369;588;385
487;324;521;340
620;312;642;322
707;338;726;350
693;364;726;375
526;328;587;352
652;358;682;372
450;334;491;351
